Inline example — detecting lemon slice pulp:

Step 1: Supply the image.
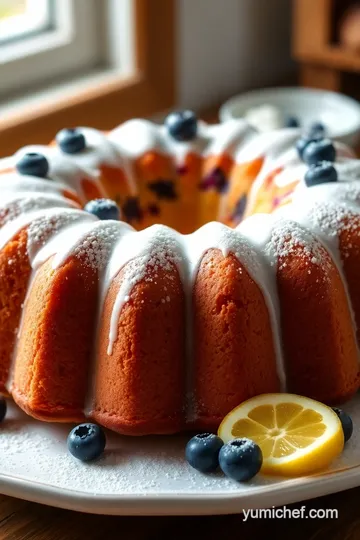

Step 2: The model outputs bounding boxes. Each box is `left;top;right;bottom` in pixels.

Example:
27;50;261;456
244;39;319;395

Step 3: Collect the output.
218;393;344;476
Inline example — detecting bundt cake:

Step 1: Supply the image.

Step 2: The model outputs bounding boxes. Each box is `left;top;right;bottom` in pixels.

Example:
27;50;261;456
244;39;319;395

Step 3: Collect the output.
0;111;359;435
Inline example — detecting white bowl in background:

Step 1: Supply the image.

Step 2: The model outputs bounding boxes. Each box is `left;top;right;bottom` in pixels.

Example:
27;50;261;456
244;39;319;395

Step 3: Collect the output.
220;87;360;148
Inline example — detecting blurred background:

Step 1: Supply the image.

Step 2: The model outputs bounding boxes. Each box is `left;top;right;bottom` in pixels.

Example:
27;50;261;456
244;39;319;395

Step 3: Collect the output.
0;0;360;155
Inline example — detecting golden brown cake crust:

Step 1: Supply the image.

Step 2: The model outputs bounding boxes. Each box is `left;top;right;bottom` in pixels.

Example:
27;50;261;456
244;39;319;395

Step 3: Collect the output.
12;254;99;422
192;248;280;430
340;215;360;350
278;241;360;404
92;260;186;435
0;229;32;395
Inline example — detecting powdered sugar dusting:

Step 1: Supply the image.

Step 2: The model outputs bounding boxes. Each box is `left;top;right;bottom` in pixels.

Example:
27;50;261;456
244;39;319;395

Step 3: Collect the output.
2;399;360;511
339;183;360;205
106;225;184;355
103;221;276;357
302;203;360;244
27;209;88;263
0;194;74;226
0;403;274;498
337;159;360;183
73;222;122;271
268;219;326;269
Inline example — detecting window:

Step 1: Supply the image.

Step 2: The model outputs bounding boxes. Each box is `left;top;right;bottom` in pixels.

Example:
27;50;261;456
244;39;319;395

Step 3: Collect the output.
0;0;52;45
0;0;175;157
0;0;105;98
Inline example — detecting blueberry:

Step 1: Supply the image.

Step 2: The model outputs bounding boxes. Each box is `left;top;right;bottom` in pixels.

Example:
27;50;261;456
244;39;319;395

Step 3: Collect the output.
67;423;106;461
0;398;6;423
185;433;223;473
296;133;324;160
310;121;326;136
332;408;353;443
84;198;120;220
16;153;49;178
219;438;263;482
285;115;300;128
56;128;86;154
305;161;338;187
303;139;336;165
165;110;198;142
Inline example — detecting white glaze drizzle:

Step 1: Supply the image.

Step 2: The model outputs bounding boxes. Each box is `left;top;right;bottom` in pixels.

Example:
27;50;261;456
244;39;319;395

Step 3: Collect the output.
103;221;276;355
0;118;282;195
0;172;78;198
11;145;105;203
108;118;255;167
0;192;77;226
274;178;360;354
100;220;287;415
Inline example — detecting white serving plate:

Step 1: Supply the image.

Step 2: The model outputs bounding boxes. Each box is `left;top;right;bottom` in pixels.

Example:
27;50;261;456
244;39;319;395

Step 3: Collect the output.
1;398;360;516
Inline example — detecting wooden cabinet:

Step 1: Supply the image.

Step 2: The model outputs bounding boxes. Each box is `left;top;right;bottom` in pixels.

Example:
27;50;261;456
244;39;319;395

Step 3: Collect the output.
293;0;360;95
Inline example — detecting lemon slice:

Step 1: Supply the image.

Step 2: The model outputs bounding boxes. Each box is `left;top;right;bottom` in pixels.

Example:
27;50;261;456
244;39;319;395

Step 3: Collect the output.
218;393;344;476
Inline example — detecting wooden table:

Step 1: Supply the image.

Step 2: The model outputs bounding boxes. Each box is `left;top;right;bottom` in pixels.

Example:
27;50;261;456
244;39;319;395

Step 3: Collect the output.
1;487;360;539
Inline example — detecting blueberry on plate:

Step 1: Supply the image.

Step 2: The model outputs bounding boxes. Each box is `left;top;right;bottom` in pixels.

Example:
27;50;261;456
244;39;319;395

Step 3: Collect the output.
67;423;106;462
185;433;224;473
219;438;263;482
305;161;338;187
165;110;198;142
84;198;120;220
16;152;49;178
332;407;353;443
285;115;300;128
296;133;323;160
0;398;6;423
302;138;336;165
56;128;86;154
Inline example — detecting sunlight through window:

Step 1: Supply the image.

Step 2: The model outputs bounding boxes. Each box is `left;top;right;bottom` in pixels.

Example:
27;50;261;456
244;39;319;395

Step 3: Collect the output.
0;0;52;44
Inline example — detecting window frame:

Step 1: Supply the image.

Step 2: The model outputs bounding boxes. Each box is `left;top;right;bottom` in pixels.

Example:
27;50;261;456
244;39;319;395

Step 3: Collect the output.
0;0;103;98
0;0;53;46
0;0;176;157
